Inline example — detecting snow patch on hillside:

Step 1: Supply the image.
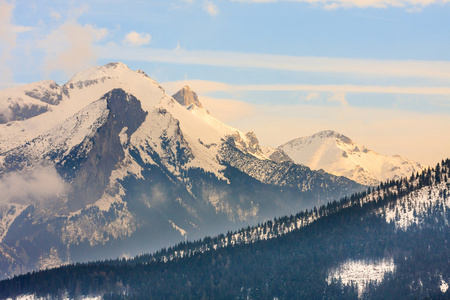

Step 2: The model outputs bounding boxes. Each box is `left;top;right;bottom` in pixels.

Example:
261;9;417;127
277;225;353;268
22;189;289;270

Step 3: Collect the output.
440;276;449;293
383;181;450;231
0;204;27;242
63;205;137;246
37;247;65;270
169;220;187;237
327;258;396;298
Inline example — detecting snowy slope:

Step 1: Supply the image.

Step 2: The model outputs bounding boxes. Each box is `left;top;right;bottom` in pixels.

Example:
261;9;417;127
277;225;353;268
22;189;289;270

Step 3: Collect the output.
0;204;27;243
0;63;267;175
0;80;62;124
279;130;424;185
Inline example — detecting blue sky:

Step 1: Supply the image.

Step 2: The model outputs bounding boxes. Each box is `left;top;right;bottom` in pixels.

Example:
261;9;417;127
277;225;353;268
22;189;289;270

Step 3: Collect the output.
1;0;450;165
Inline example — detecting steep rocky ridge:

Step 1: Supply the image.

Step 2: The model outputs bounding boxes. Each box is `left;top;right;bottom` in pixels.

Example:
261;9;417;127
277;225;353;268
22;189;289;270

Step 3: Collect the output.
172;85;203;108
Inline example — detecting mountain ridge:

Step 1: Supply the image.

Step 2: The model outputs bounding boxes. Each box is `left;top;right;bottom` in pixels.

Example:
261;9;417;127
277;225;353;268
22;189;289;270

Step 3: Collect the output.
279;130;424;186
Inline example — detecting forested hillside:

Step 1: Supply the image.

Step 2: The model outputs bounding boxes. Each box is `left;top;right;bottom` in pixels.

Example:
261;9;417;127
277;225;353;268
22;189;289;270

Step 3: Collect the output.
1;159;449;299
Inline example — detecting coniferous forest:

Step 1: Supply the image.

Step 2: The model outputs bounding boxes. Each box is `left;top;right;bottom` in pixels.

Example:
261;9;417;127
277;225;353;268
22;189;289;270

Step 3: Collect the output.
1;159;450;299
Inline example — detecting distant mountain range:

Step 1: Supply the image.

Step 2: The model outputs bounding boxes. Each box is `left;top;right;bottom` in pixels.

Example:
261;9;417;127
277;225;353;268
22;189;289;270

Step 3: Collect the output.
0;63;365;279
278;130;424;186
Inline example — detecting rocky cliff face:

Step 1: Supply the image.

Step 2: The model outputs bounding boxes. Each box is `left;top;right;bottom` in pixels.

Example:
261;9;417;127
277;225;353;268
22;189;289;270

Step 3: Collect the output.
261;146;293;164
172;86;203;108
63;89;148;211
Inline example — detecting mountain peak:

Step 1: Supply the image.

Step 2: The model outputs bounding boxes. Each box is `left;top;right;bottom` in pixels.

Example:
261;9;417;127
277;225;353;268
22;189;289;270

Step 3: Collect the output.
279;130;424;185
312;130;352;144
104;62;129;69
66;62;142;85
172;86;203;108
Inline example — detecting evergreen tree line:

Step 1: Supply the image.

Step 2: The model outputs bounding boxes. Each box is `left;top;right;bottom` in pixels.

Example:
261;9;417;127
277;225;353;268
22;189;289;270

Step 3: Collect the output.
0;159;449;299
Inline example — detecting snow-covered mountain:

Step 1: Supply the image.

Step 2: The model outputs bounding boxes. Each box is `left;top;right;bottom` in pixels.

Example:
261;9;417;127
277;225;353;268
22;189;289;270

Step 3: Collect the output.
278;130;424;186
0;80;63;124
0;63;363;279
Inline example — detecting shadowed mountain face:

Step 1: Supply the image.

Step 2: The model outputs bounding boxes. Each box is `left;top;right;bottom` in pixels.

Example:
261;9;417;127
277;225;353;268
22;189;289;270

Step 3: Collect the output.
63;89;148;211
0;63;365;279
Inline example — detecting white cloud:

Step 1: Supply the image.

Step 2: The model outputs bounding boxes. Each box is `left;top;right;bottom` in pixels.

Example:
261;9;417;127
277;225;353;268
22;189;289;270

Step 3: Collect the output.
304;92;320;101
38;11;108;77
12;25;34;33
99;46;450;81
328;92;348;106
50;9;61;20
204;0;219;15
123;31;151;47
230;0;450;10
200;96;256;122
0;166;67;204
0;0;17;84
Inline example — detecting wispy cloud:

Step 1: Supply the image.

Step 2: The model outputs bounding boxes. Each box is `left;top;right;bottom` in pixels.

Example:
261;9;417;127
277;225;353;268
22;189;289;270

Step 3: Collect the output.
38;6;108;77
163;79;450;96
99;46;450;81
50;9;62;20
204;0;219;15
328;92;348;106
0;166;67;205
0;0;18;84
230;0;450;10
123;31;151;47
304;92;320;101
200;96;256;122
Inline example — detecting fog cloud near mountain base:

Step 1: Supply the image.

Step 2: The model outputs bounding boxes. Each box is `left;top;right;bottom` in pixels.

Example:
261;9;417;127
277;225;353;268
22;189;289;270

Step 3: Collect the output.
0;165;67;205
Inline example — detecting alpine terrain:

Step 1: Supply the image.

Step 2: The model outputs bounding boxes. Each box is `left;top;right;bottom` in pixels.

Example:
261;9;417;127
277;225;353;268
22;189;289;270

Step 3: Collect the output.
278;130;424;186
1;159;448;299
0;63;364;279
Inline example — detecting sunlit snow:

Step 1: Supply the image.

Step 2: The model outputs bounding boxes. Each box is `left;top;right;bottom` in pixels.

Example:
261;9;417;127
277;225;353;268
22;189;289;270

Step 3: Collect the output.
279;130;423;186
327;258;396;298
384;181;450;231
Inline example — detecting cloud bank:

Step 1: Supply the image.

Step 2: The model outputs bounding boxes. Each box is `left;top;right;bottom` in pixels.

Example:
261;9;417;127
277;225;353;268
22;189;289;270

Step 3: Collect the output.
101;46;450;81
0;166;67;204
38;7;108;77
123;31;151;47
0;0;18;84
